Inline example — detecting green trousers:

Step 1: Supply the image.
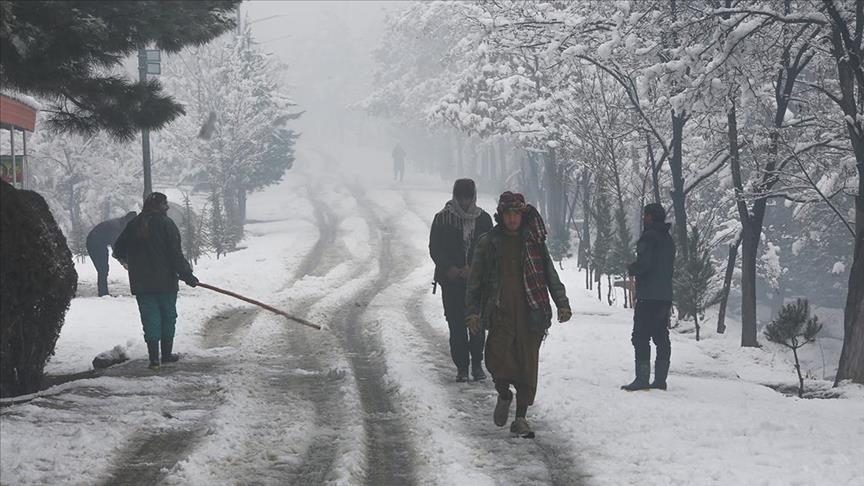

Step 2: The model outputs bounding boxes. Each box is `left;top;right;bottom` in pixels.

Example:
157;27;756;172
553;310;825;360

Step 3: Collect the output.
135;292;178;341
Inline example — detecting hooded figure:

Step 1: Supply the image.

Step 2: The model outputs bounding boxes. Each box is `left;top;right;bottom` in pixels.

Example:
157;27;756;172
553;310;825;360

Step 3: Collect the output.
113;192;198;370
430;179;493;382
86;211;137;296
466;191;571;438
392;144;406;182
621;203;676;391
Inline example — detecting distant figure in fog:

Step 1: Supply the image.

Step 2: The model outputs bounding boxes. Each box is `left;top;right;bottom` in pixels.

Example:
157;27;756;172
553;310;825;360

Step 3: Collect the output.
86;211;137;296
392;143;406;182
430;179;493;383
113;192;199;370
621;203;676;392
466;191;571;438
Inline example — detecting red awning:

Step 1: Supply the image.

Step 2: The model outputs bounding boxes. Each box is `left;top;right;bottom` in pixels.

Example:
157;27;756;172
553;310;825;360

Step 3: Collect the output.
0;94;37;132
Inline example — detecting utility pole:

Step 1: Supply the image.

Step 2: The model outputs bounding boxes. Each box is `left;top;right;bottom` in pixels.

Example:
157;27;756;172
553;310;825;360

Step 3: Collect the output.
137;47;152;199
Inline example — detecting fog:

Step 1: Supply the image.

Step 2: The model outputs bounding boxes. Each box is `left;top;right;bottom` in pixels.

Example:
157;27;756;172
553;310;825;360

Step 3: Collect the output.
243;0;402;154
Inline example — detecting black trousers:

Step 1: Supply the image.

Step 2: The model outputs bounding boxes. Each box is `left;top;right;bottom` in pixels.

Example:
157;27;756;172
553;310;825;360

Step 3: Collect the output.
441;280;485;371
87;241;110;297
631;300;672;363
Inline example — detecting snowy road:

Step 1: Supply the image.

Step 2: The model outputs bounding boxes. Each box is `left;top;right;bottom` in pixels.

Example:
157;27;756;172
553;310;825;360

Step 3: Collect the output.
2;148;863;486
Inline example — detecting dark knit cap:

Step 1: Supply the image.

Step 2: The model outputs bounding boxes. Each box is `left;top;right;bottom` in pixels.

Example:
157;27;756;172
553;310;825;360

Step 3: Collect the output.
143;192;168;213
644;203;666;223
453;179;476;199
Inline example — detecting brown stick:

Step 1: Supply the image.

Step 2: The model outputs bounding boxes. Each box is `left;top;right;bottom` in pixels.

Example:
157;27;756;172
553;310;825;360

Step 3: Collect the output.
197;282;321;330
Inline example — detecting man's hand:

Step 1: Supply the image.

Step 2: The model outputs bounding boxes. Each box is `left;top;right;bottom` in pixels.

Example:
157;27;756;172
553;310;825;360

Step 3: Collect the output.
458;265;471;279
446;266;461;280
557;308;572;323
184;275;199;288
465;314;481;334
120;262;129;270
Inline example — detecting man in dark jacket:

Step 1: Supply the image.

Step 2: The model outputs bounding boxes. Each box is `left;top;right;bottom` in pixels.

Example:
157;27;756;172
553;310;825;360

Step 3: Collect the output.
430;179;493;382
622;203;676;391
86;211;137;296
113;192;199;370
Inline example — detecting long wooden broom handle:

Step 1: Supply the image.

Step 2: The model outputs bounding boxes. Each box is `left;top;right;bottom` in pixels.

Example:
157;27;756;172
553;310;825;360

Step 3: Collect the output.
197;282;321;330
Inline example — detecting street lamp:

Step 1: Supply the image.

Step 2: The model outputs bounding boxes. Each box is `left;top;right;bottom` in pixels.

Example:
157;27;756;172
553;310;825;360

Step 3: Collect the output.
137;47;161;199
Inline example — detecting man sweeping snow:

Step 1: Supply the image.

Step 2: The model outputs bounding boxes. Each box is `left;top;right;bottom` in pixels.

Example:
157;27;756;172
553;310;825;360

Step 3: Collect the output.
113;192;199;370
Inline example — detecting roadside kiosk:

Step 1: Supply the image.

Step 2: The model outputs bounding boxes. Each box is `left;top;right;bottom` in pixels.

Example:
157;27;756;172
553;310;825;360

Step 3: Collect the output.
0;92;39;189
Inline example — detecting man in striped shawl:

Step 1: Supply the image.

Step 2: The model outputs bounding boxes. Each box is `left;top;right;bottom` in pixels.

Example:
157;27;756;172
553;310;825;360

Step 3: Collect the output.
430;179;494;382
466;192;571;438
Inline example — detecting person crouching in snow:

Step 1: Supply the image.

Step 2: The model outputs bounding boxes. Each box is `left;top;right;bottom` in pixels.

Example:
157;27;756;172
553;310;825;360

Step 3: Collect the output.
621;203;676;391
113;192;199;370
430;179;494;382
465;191;571;438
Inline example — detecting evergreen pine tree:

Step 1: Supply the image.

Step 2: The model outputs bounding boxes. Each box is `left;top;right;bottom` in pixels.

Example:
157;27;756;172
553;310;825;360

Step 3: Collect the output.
674;225;719;341
209;188;226;259
610;206;634;307
181;193;201;265
0;1;241;139
764;299;822;398
591;192;614;302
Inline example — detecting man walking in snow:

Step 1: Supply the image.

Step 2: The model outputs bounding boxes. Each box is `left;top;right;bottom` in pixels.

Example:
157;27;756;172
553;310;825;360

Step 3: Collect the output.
466;192;571;438
430;179;494;382
621;203;676;391
392;143;406;182
113;192;199;370
86;211;137;296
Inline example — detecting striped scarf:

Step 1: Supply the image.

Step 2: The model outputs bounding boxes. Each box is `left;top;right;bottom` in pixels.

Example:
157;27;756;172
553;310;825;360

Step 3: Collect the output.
522;205;552;320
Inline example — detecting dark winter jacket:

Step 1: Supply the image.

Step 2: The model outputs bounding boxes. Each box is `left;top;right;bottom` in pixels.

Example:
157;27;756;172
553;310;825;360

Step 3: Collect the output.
466;225;569;331
429;209;493;285
628;221;676;302
86;212;136;250
112;211;194;294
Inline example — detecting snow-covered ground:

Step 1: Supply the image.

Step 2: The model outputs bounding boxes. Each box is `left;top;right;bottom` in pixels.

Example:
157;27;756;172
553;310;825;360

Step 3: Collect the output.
2;146;863;486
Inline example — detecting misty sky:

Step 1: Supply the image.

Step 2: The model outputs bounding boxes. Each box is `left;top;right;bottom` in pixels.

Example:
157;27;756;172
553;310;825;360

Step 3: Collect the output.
242;1;405;147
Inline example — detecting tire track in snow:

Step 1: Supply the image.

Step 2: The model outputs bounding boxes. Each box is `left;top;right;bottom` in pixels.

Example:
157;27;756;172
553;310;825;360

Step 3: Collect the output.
329;183;418;486
176;187;358;485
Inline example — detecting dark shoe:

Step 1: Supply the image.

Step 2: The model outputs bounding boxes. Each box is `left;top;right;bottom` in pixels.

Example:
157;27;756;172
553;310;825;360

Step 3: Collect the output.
472;366;487;381
651;360;669;390
146;340;160;365
493;395;512;427
621;361;651;391
510;417;535;438
160;338;180;364
148;361;161;370
456;369;469;382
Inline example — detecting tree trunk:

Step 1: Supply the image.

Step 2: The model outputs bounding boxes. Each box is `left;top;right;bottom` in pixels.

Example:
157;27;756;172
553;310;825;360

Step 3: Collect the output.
717;234;742;334
695;312;701;341
793;346;804;398
740;227;760;347
238;187;247;224
456;137;464;176
669;111;689;259
607;274;613;306
544;149;565;237
623;276;629;308
646;134;661;203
